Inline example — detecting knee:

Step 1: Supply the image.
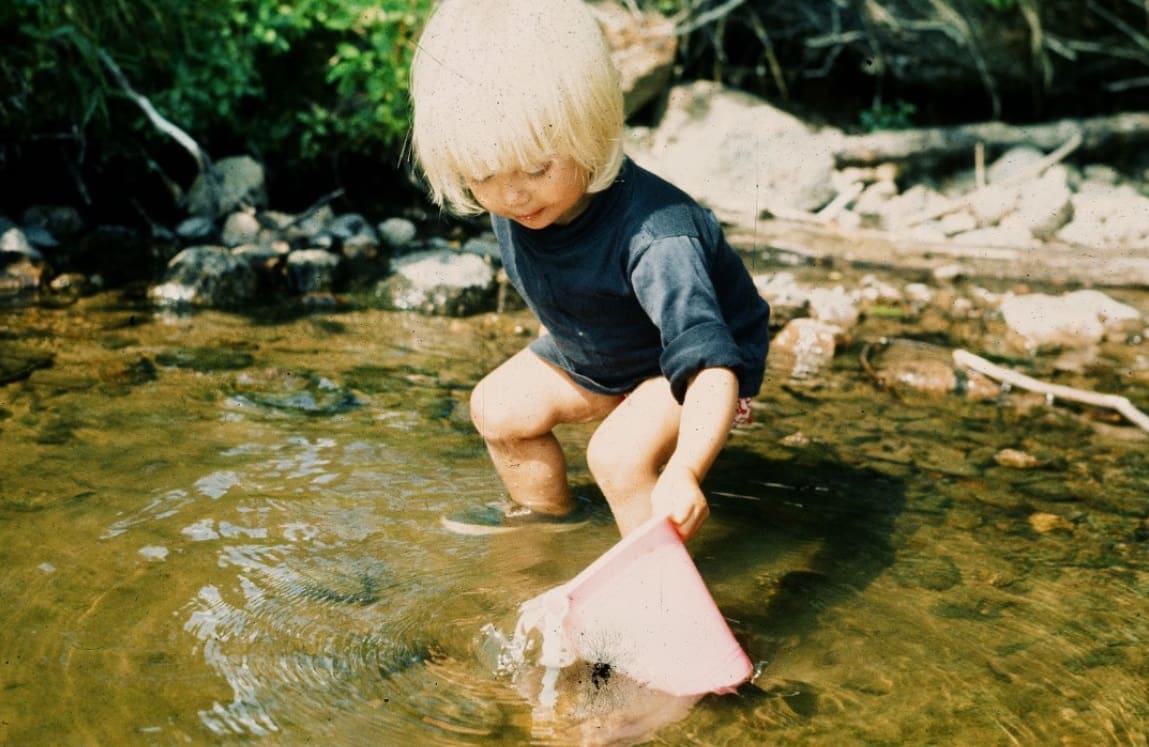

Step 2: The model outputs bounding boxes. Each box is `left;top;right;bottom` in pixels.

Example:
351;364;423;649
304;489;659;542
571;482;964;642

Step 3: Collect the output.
586;428;634;487
469;379;538;443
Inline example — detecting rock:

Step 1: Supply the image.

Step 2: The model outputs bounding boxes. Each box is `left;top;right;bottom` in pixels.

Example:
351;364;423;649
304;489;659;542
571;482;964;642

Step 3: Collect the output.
326;213;380;251
21;205;85;239
373;249;497;316
966;183;1020;227
155;347;255;372
1028;512;1074;534
994;448;1040;469
220;211;262;247
0;259;45;293
999;289;1143;351
286;249;346;294
630;81;838;225
768;318;841;379
1000;169;1073;240
808;287;859;328
186;156;268;219
596;1;676;116
229;368;363;415
378;217;418;249
987;145;1046;184
176;216;218;243
48;273;92;295
0;227;41;262
148;246;259;308
754;272;810;323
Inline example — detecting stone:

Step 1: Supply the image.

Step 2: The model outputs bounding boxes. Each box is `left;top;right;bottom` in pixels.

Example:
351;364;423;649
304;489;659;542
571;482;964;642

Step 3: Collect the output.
768;318;841;380
185;156;268;219
286;249;346;294
148;246;258;308
374;249;496;316
629;81;838;225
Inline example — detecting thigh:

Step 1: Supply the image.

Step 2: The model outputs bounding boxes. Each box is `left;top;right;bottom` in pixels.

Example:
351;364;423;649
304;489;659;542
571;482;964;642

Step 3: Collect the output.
471;348;623;437
589;376;682;471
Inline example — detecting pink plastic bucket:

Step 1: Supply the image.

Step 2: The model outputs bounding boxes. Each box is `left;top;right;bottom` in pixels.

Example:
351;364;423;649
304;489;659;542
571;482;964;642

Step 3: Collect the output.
523;515;752;697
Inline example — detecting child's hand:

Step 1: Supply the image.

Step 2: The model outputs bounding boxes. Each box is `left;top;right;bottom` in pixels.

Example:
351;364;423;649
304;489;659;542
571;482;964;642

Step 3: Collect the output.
651;462;710;541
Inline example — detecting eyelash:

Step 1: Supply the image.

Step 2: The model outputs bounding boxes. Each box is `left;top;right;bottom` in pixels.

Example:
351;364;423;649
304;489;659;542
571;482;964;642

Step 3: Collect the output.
471;162;551;184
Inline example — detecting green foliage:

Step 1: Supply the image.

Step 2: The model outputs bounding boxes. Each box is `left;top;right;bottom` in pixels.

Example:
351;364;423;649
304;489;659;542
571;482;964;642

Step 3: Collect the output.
859;100;917;132
981;0;1017;12
2;0;432;168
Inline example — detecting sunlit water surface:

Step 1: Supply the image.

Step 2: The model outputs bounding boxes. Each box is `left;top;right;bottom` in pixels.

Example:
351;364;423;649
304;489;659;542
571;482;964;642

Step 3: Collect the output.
2;284;1147;746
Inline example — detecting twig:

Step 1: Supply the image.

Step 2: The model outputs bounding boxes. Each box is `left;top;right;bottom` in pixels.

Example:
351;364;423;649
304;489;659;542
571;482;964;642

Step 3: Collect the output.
675;0;747;36
953;350;1149;433
280;188;347;230
96;49;211;174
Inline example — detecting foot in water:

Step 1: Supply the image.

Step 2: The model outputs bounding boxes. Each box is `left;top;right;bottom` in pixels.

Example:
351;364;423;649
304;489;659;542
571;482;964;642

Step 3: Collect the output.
441;495;598;536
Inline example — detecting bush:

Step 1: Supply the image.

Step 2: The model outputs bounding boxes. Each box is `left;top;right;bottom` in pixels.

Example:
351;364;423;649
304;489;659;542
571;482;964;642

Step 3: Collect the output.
1;0;432;169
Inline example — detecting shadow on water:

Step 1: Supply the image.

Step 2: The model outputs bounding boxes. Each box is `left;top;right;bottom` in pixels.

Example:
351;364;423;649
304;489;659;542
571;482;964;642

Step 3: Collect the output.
695;445;905;704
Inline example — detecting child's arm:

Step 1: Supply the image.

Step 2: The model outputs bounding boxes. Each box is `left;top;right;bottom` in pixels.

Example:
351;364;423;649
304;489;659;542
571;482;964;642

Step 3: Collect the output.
652;366;738;540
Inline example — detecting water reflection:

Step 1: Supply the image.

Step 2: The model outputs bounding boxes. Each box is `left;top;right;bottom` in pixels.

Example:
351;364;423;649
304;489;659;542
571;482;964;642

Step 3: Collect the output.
1;292;1148;745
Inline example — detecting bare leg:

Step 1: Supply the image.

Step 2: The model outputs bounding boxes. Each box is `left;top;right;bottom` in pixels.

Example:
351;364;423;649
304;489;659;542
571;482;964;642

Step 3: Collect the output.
586;377;681;535
470;348;622;515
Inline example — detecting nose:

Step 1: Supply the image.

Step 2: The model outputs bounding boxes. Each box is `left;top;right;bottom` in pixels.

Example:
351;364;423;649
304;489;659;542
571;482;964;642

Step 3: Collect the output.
501;176;529;207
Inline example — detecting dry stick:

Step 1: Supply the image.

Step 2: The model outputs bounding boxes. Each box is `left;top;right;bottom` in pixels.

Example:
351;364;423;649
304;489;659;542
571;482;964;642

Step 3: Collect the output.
953;350;1149;433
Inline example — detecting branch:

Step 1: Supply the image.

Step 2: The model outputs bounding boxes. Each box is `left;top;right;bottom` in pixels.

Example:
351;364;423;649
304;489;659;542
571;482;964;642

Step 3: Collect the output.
96;49;211;174
953;350;1149;433
675;0;747;36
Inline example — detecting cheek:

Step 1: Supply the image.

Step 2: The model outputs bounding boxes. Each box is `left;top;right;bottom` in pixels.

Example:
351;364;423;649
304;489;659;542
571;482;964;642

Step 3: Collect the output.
467;183;497;209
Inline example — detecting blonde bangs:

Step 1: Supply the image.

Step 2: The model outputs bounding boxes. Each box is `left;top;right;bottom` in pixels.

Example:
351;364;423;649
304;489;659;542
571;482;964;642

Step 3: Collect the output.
410;0;625;215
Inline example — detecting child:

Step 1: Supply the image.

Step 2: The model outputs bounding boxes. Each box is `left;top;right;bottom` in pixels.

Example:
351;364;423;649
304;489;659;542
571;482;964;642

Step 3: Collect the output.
410;0;770;540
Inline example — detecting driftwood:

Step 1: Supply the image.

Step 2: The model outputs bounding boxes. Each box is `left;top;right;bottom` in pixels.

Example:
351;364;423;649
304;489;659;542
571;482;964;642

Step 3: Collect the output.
832;111;1149;167
727;219;1149;289
953;350;1149;433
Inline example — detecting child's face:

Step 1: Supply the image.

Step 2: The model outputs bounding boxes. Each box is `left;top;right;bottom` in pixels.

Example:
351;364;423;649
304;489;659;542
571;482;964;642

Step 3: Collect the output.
466;157;591;228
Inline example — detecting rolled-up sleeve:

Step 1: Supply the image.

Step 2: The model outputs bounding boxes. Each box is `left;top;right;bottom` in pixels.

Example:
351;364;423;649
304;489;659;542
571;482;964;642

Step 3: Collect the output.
631;236;745;403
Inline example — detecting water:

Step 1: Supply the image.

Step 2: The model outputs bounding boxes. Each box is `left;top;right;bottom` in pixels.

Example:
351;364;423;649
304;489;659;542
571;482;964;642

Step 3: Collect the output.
1;280;1148;746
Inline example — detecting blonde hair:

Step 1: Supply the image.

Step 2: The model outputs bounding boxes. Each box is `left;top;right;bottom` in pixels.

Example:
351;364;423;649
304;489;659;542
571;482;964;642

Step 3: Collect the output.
410;0;625;215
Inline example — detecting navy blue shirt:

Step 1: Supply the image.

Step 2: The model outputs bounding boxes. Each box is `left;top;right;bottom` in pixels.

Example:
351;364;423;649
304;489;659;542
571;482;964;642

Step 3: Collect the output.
493;158;770;404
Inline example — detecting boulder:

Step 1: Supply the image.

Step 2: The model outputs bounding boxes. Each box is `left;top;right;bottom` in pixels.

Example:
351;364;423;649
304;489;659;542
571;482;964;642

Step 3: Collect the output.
629;81;839;226
373;249;496;316
186;156;268;219
149;246;259;308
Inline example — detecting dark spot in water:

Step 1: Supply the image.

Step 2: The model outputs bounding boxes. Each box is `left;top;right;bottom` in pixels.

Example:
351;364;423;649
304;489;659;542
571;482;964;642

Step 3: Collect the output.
590;661;612;691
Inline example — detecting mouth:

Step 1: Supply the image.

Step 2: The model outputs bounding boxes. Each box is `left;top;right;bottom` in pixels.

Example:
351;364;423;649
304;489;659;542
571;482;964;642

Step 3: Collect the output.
515;209;544;223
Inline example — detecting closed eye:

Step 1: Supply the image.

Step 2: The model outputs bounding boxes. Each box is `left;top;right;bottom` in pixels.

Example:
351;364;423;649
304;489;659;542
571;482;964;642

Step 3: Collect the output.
524;162;551;178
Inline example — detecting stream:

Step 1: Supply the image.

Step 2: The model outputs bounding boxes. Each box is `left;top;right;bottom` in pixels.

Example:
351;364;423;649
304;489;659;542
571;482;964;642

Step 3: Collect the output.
1;260;1148;746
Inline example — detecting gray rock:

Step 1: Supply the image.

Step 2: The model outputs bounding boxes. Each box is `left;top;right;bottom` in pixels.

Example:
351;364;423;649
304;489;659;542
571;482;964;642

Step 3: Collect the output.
374;249;496;316
220;211;262;247
0;227;41;261
286;249;345;294
378;217;418;249
148;246;258;307
21;205;84;239
629;81;838;225
176;216;217;242
186;156;268;219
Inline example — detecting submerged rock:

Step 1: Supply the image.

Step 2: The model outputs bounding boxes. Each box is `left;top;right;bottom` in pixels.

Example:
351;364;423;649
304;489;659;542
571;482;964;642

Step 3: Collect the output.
229;368;363;415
